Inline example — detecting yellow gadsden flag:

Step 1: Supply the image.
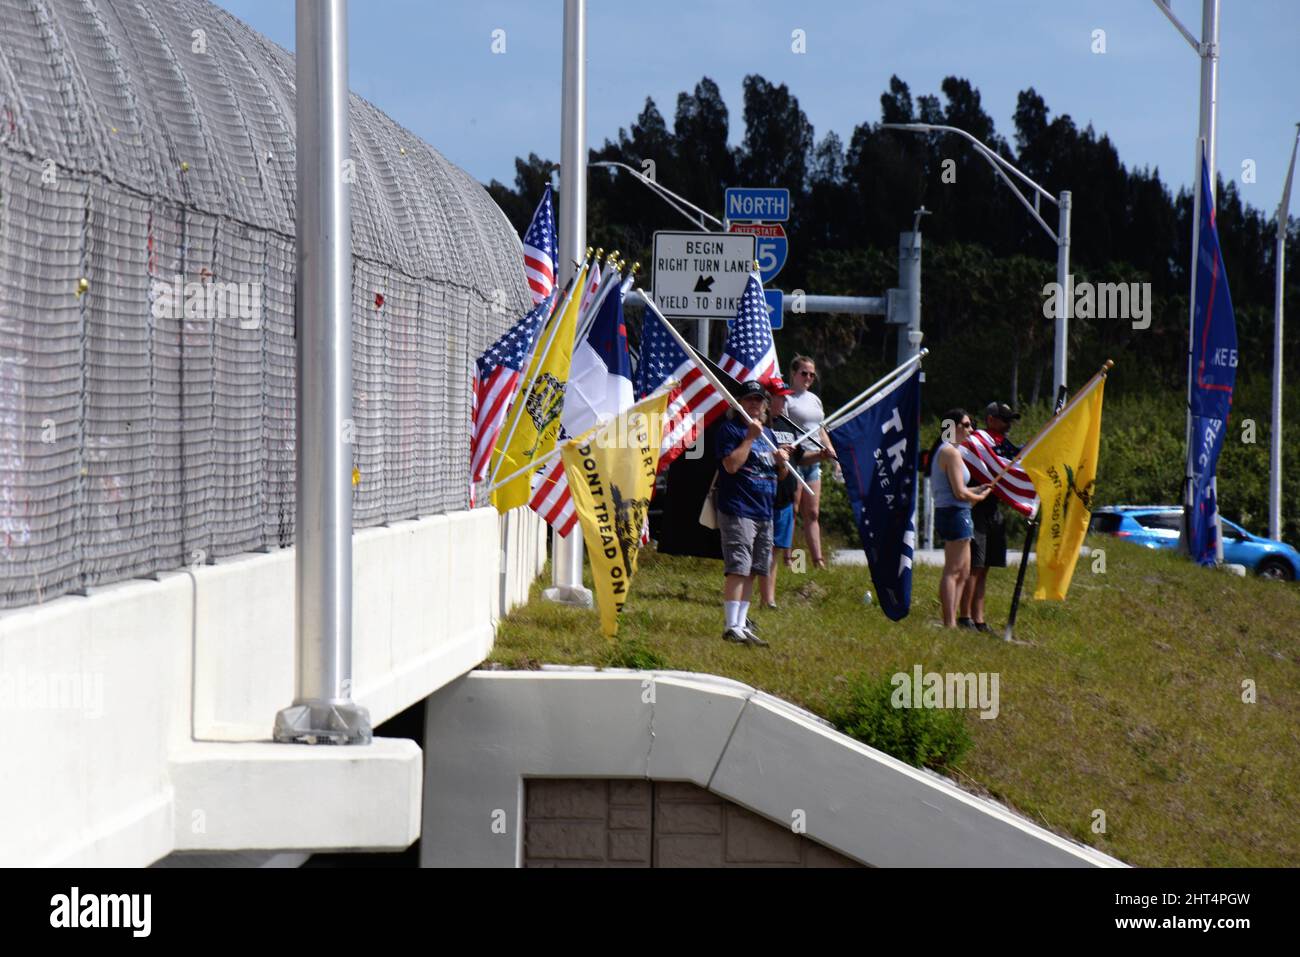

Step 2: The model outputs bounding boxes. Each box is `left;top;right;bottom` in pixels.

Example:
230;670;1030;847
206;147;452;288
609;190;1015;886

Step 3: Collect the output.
1020;374;1106;600
491;263;587;511
561;391;670;637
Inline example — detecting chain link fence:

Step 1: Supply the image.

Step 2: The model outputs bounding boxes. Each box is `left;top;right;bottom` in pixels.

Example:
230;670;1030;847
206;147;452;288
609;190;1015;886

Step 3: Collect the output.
0;0;529;607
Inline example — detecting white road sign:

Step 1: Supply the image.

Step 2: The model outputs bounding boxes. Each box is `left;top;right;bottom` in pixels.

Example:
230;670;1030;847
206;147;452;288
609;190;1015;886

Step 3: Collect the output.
650;231;757;319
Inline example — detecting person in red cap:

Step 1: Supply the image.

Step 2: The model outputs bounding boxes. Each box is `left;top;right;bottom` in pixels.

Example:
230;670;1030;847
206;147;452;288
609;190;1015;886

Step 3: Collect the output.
759;380;802;609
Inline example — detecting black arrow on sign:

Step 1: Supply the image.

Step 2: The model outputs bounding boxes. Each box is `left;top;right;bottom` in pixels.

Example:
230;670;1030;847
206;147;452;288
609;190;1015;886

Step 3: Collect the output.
693;275;714;293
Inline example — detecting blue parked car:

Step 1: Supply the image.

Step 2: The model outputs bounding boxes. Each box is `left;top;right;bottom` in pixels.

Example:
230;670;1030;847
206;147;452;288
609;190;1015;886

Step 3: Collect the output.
1088;506;1300;581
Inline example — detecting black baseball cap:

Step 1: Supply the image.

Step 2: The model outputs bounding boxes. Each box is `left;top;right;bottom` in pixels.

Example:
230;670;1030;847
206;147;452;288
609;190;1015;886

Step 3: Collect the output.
985;401;1021;421
737;380;769;401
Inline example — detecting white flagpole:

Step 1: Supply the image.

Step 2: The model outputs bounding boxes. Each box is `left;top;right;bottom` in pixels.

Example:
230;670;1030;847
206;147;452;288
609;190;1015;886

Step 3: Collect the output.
486;257;588;488
637;288;814;497
1270;125;1298;541
484;381;680;497
800;349;929;445
483;427;575;498
575;259;623;345
551;262;638;467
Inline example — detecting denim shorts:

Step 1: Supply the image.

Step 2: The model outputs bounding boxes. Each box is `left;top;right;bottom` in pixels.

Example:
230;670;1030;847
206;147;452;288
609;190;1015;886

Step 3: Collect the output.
772;503;794;550
935;505;973;542
796;460;821;484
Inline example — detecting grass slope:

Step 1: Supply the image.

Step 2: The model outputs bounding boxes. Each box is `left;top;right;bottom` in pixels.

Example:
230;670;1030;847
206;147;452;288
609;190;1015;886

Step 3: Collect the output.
490;536;1300;867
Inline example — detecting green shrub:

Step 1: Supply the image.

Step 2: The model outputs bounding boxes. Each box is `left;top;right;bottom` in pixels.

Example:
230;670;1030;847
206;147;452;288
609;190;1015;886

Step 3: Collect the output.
602;636;669;671
829;673;972;770
817;474;858;546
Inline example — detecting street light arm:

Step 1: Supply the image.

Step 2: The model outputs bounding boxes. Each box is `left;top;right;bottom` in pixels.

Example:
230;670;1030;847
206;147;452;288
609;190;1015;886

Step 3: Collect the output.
589;160;725;231
1278;123;1300;224
974;144;1059;243
881;122;1058;207
1151;0;1202;53
881;122;1058;242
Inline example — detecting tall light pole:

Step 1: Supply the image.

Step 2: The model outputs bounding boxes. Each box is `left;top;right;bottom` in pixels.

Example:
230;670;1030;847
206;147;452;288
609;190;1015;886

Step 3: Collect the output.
881;123;1071;396
588;159;726;353
1271;125;1299;541
545;0;593;607
1153;0;1221;558
274;0;371;744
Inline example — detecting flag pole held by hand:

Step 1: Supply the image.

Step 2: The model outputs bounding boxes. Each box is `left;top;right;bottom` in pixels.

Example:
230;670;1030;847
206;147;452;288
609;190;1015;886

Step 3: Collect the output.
636;288;814;497
811;349;930;442
987;359;1114;492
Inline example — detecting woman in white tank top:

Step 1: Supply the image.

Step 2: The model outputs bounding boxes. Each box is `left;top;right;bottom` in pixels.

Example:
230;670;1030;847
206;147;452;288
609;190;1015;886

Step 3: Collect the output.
786;356;838;569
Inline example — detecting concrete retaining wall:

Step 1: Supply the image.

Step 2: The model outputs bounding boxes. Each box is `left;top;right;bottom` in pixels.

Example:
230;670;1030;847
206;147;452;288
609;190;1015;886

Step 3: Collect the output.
421;670;1125;868
0;506;547;866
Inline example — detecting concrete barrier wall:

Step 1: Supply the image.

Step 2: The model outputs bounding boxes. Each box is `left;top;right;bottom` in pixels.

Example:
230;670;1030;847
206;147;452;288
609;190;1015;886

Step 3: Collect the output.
0;506;548;866
498;508;550;619
422;670;1125;868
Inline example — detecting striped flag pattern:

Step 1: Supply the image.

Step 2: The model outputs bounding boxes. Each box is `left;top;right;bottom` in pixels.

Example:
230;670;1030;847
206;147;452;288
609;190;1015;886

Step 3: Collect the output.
468;297;551;504
960;429;1037;516
529;457;576;535
719;273;785;389
528;277;634;536
635;304;726;473
522;185;558;304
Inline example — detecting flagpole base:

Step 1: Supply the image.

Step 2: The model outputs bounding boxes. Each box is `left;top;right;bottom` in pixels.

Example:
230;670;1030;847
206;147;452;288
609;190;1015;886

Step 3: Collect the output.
542;584;593;608
273;700;372;746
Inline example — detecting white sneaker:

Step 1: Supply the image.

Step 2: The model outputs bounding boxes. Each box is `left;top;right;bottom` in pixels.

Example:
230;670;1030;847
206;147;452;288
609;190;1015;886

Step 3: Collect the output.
722;627;751;645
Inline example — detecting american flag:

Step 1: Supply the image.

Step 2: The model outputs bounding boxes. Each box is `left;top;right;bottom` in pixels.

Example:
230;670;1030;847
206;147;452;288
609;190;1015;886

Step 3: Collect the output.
719;273;785;389
635;304;726;473
529;457;576;534
468;297;552;504
522;186;558;304
961;429;1037;516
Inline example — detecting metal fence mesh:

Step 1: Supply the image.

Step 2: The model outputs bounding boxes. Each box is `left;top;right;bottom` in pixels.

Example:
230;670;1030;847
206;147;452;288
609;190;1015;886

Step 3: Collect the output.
0;0;529;607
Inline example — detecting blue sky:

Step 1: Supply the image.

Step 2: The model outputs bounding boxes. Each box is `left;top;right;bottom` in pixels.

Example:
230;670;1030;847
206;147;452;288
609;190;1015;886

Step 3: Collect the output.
214;0;1300;216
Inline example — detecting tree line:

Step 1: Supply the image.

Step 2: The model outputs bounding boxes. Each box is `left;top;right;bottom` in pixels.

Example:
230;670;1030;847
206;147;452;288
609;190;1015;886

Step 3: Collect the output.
487;74;1298;419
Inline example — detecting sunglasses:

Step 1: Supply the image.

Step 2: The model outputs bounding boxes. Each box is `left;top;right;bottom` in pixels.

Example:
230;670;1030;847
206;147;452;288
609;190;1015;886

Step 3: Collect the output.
797;369;816;378
959;420;974;429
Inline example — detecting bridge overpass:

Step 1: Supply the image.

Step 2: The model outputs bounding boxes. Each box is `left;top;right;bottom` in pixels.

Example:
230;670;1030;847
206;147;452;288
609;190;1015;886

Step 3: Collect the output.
0;0;1120;868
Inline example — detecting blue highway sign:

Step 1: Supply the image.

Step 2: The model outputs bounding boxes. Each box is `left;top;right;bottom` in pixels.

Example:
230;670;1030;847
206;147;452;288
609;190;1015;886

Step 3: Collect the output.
724;187;791;223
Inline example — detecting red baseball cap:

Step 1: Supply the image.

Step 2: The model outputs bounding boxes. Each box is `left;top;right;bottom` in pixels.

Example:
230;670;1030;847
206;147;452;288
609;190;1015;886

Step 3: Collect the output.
764;379;793;397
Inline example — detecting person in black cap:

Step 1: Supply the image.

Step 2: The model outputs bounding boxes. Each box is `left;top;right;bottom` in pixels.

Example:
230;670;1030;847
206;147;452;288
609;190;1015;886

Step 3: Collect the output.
714;380;790;647
959;401;1021;631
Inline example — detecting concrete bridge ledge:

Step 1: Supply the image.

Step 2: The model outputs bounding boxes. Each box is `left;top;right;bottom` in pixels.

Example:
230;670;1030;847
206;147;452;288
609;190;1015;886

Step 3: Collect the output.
422;669;1125;868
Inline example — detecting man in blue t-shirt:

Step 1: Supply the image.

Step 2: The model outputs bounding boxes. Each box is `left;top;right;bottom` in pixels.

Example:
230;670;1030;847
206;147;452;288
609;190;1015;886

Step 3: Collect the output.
714;380;790;646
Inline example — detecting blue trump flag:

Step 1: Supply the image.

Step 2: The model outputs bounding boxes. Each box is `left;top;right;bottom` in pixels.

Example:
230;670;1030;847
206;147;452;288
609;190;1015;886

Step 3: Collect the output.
828;367;920;620
1188;151;1238;566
